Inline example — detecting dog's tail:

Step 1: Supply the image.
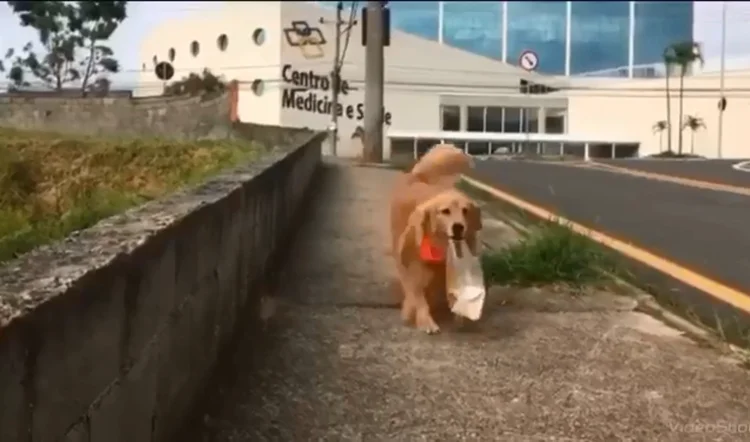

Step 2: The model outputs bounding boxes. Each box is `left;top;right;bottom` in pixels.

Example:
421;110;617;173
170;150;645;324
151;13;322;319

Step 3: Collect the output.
407;143;473;186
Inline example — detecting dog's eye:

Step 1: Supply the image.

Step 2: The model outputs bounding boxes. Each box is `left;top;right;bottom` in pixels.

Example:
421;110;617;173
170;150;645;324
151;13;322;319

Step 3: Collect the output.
462;207;469;215
440;208;450;215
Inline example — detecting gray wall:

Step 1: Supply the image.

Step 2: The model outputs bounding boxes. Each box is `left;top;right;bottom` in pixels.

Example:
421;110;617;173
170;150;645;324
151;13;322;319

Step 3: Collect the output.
0;133;324;442
0;92;234;140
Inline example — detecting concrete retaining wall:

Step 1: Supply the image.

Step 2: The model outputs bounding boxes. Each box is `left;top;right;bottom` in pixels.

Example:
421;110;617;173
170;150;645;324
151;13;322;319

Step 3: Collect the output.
0;92;234;140
0;132;324;442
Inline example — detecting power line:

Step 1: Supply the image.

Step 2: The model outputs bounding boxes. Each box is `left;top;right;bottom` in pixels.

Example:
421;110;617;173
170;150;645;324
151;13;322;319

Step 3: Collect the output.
339;1;359;67
104;60;728;82
7;78;750;99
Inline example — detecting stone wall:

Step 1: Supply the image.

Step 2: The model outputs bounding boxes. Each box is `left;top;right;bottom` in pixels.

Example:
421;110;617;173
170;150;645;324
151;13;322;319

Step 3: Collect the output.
0;92;232;139
0;132;324;442
231;121;313;149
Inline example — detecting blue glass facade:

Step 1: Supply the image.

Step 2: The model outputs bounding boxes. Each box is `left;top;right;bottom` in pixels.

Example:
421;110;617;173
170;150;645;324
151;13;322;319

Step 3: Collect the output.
388;1;440;41
444;1;502;60
506;1;566;75
633;1;693;69
570;2;630;74
317;1;694;77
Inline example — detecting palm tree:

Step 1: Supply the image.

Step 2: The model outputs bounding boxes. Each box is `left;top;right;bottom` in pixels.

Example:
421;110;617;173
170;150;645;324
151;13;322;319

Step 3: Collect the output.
652;120;669;153
663;41;704;155
682;115;706;155
662;49;674;154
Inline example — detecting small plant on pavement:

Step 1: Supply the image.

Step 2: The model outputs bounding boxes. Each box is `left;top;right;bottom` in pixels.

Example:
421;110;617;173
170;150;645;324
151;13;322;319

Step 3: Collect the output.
481;222;615;287
652;120;669;153
682;115;706;155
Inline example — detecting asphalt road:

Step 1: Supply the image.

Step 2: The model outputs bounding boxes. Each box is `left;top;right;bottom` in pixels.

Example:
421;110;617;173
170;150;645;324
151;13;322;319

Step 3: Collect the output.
472;160;750;331
599;159;750;188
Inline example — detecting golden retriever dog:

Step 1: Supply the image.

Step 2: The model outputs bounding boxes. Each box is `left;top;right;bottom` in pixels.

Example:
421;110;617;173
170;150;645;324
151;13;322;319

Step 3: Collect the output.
389;144;482;334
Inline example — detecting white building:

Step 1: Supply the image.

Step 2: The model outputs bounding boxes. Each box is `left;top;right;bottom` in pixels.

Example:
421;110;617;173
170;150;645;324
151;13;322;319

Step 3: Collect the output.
139;2;750;160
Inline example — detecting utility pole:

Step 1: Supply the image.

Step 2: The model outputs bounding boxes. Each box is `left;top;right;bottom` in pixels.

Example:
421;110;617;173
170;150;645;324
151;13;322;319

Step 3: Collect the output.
364;1;385;163
321;2;355;157
717;1;727;159
331;2;343;157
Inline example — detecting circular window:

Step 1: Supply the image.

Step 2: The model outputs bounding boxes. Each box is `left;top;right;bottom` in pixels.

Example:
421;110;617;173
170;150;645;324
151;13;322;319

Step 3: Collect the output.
168;48;176;62
252;28;266;46
190;41;200;57
251;79;264;96
217;34;229;51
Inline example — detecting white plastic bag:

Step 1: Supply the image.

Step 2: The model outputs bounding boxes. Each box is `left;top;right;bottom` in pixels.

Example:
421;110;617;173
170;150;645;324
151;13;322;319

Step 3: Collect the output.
446;240;486;321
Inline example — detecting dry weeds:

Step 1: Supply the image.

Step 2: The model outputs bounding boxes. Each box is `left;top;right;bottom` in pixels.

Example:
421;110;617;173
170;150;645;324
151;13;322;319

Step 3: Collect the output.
0;127;260;263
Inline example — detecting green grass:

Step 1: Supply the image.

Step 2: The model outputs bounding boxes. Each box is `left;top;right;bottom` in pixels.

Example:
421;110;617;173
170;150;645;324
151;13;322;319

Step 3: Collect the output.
481;222;616;287
647;151;704;159
460;176;750;352
0;128;261;263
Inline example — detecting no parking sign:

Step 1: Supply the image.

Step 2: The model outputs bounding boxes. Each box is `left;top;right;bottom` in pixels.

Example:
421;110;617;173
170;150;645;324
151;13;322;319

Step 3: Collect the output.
519;50;539;72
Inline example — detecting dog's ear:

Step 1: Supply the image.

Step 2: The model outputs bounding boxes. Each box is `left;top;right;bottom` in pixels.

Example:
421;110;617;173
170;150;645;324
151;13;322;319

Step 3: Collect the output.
467;202;482;232
420;206;435;242
465;203;482;256
398;206;431;266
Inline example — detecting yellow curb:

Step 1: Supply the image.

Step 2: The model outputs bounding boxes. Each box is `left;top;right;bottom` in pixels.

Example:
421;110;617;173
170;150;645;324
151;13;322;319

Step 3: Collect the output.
588;162;750;196
462;175;750;315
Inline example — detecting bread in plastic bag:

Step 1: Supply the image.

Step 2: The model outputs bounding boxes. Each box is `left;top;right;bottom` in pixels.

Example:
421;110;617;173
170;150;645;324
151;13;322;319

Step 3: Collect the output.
446;239;486;321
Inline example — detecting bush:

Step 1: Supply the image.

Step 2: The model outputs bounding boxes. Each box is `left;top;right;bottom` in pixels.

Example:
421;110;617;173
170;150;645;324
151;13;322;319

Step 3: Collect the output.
0;128;259;263
481;222;615;287
648;151;703;159
163;69;226;97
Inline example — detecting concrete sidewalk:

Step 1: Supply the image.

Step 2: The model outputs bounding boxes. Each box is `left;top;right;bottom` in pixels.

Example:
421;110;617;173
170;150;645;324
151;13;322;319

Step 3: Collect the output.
187;161;750;442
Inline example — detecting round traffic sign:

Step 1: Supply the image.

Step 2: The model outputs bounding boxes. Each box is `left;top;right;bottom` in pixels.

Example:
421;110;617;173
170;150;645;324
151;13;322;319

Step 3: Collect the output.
519;50;539;71
154;62;174;81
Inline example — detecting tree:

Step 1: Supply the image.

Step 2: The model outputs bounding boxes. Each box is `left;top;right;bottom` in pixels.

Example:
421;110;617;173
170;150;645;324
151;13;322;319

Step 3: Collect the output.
652;120;669;153
89;76;111;96
663;41;704;155
662;49;674;153
163;69;226;97
682;115;705;156
0;1;127;93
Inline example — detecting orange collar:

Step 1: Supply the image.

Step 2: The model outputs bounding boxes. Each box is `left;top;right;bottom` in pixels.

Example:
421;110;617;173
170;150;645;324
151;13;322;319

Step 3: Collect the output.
419;235;446;263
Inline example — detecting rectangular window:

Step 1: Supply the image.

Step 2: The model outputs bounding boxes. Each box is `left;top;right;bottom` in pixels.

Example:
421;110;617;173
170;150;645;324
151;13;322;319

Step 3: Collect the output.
503;107;522;133
467;106;485;132
545;108;566;134
441;105;461;131
485;107;503;132
523;108;539;133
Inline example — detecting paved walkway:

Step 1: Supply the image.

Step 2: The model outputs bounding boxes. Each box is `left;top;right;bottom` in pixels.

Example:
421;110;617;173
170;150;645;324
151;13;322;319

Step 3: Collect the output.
185;161;750;442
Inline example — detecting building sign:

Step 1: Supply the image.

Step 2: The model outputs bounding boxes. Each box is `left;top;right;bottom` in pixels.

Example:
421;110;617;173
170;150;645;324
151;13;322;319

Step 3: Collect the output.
284;20;326;60
280;64;392;125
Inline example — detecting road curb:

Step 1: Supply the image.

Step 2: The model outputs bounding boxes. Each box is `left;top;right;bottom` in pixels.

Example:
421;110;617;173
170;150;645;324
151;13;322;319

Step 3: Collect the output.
589;161;750;196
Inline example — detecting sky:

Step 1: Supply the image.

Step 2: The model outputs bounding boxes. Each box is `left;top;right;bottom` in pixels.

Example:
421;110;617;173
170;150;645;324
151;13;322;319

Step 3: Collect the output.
0;1;223;88
0;1;748;89
693;1;750;71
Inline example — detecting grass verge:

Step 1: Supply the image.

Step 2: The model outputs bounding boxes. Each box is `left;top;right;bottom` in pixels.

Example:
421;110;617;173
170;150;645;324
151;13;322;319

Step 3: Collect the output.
647;151;704;159
460;176;750;352
0;128;261;264
481;222;616;287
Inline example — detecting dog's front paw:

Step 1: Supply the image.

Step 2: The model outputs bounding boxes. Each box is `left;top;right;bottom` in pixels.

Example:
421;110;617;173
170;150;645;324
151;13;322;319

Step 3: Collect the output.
415;309;440;334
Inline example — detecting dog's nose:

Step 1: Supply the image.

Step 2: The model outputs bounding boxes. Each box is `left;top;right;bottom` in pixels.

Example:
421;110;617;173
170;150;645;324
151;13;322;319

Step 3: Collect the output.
451;223;465;238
